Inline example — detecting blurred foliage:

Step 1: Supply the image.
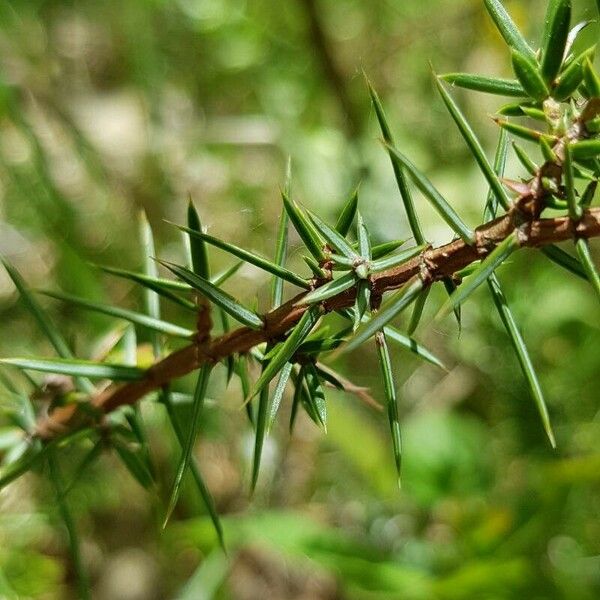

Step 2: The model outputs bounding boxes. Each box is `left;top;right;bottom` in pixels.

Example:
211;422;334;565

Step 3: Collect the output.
0;0;600;598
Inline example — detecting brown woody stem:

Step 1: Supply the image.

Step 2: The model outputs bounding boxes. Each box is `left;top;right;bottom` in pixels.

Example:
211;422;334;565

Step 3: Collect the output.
35;207;600;440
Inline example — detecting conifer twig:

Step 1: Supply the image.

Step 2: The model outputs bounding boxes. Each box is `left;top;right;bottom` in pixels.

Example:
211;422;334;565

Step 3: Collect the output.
34;206;600;440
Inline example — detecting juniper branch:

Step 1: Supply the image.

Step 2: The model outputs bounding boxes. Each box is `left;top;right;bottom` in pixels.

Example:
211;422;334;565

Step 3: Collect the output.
34;206;600;440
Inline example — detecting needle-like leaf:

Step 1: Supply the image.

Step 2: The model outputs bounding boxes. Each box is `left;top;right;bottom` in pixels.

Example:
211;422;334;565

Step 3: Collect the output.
40;290;195;339
157;260;264;329
570;140;600;160
369;244;427;273
482;142;555;447
271;205;290;309
520;106;547;121
435;77;511;212
267;361;293;432
546;197;569;210
304;362;327;431
163;364;212;527
289;366;305;433
306;207;356;258
296;336;345;355
297;272;356;305
384;143;476;244
483;0;537;61
335;187;359;236
98;265;192;292
443;277;462;332
564;143;583;221
437;233;519;318
281;190;325;261
313;364;344;391
487;274;556;447
375;331;402;485
371;239;409;260
0;357;145;381
540;136;558;162
383;325;446;370
251;344;272;491
552;46;594;100
113;437;155;490
61;441;103;498
303;255;326;278
187;200;210;279
246;307;319;403
564;20;592;58
139;212;162;349
2;260;94;394
211;261;244;287
235;355;255;426
217;307;235;385
573;163;597;182
483;129;510;222
329;254;358;269
338;276;424;355
353;212;372;329
120;325;154;484
440;73;526;97
174;225;309;289
511;50;549;100
354;281;370;331
366;76;425;245
541;244;587;280
0;444;44;491
357;212;371;261
289;368;321;429
496;101;540;117
97;264;196;311
161;387;224;549
540;0;571;85
512;142;538;176
406;287;430;336
583;56;600;96
47;451;90;600
335;307;445;369
575;238;600;304
580;181;597;209
494;118;554;143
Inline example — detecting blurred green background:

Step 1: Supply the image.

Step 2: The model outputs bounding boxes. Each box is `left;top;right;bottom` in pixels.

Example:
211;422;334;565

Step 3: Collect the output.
1;0;599;598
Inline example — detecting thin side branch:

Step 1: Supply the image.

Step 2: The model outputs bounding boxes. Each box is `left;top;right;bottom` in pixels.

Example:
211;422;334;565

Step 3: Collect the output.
34;207;600;440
